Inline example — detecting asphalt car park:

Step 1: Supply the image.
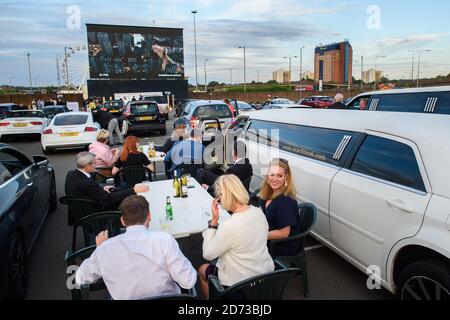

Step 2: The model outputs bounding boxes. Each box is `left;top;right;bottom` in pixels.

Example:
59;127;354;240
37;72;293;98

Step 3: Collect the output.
3;115;393;300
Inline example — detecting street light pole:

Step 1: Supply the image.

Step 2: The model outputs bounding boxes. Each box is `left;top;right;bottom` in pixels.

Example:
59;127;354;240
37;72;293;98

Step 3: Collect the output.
238;46;246;92
408;50;415;81
374;55;386;91
27;53;32;90
416;49;431;88
360;56;364;91
283;55;298;83
191;10;199;92
299;46;305;100
204;58;208;92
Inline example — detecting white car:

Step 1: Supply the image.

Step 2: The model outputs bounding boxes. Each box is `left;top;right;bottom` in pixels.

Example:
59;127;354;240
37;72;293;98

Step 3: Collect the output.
0;110;48;141
142;93;170;119
238;108;450;300
41;112;100;154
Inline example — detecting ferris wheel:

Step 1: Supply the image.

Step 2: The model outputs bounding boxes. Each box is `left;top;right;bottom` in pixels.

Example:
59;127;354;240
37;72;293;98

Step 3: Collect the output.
59;44;89;91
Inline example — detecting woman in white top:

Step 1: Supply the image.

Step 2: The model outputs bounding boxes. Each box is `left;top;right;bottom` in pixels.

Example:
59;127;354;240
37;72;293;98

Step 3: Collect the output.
198;174;274;299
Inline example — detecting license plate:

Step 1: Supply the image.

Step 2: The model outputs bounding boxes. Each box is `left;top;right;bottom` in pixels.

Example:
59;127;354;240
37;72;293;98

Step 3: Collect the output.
109;110;119;113
138;116;155;121
60;132;79;137
13;123;28;127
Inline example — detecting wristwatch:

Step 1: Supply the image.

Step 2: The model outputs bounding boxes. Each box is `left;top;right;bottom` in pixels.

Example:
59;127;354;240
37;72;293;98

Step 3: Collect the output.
208;220;219;229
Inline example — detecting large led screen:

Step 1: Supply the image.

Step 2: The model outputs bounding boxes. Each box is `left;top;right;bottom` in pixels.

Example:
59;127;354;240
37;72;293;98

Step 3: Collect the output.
87;24;184;80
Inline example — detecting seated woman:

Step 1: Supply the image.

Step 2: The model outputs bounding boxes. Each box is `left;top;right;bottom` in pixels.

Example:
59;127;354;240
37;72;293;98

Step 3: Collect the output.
198;174;274;299
88;129;119;176
112;136;154;185
259;158;301;257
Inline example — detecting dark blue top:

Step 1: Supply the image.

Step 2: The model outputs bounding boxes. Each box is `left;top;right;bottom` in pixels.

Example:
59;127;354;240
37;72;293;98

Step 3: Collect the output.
261;194;301;256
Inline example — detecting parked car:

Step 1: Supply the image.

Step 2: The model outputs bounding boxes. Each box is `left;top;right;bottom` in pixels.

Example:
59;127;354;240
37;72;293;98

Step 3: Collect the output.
300;96;333;108
181;100;234;131
142;93;170;119
102;100;124;115
346;86;450;114
0;144;56;299
261;103;310;110
41;112;100;154
0;104;27;120
0;110;48;142
42;105;69;119
122;100;166;136
261;98;294;108
230;100;255;113
237;108;450;300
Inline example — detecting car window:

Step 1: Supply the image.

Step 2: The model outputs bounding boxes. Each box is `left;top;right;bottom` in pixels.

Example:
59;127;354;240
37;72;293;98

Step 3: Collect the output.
0;149;30;177
9;111;45;118
246;119;356;165
131;103;158;114
54;115;88;126
194;104;233;119
435;91;450;114
230;117;249;130
0;162;13;185
350;135;425;192
105;101;123;108
377;93;431;113
348;95;372;110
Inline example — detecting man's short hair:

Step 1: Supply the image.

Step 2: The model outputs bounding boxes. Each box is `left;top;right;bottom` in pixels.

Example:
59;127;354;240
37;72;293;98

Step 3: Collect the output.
233;140;247;159
76;152;96;169
119;195;149;226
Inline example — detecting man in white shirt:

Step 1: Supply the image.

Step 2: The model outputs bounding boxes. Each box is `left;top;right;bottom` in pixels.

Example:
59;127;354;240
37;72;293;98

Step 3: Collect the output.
75;195;197;300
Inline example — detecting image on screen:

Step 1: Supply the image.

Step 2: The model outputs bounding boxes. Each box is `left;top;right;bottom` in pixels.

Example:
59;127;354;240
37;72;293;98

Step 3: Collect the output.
87;24;184;80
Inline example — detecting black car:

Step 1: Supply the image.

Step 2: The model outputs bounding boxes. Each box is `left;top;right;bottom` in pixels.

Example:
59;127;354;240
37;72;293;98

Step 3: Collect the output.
122;100;166;136
102;100;124;116
0;104;26;120
0;144;56;299
42;105;69;119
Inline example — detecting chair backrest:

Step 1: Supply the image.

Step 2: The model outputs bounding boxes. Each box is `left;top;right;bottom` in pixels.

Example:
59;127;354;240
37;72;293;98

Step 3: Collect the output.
115;166;152;187
59;196;102;226
73;211;123;251
294;202;317;252
65;245;106;300
210;267;300;300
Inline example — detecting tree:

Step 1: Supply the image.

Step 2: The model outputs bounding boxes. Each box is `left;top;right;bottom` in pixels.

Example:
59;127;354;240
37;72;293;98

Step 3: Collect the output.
266;80;277;84
208;81;220;87
379;76;389;84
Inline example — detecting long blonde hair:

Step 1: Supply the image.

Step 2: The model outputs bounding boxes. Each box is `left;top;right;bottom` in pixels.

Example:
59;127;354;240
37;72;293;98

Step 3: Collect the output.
259;158;297;201
214;174;250;212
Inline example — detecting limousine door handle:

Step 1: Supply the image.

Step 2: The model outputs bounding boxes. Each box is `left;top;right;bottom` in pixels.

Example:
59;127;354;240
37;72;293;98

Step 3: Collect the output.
386;199;414;213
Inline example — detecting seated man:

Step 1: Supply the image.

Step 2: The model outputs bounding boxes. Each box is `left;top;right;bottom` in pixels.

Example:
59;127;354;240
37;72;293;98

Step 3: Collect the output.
197;140;253;194
65;152;148;211
75;195;197;300
164;128;205;178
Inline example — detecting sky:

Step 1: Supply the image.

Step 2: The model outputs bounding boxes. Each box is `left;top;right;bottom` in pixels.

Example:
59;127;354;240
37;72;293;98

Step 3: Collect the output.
1;0;450;86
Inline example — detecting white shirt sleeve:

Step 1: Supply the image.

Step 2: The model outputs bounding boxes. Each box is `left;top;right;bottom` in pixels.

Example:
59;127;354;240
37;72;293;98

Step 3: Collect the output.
202;223;234;261
75;250;102;286
163;236;197;289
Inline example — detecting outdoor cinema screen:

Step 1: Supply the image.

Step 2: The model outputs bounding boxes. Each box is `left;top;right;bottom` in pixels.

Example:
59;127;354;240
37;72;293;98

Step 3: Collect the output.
87;24;184;80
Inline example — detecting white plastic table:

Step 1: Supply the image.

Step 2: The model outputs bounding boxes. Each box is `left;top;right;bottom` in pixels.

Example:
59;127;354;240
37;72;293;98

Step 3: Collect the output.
138;179;230;238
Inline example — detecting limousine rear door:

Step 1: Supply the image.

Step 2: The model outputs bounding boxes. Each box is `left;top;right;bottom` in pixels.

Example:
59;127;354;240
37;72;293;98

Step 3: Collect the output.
329;133;431;279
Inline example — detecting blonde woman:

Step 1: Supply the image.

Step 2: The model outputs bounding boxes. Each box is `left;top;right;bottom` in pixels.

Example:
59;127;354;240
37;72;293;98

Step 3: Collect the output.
259;158;300;257
198;174;274;299
88;129;119;168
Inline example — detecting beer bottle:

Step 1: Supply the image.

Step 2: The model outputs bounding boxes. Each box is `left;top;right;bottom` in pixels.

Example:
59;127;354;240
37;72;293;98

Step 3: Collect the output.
181;175;188;198
173;170;181;198
165;196;173;221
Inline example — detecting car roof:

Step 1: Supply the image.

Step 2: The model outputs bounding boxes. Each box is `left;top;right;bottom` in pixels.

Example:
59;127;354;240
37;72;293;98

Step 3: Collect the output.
188;100;228;108
130;100;158;104
353;85;450;97
247;108;450;198
53;111;91;117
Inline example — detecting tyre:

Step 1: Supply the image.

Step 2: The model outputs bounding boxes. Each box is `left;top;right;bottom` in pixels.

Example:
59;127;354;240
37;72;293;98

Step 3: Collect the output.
42;147;53;155
7;232;27;300
398;259;450;300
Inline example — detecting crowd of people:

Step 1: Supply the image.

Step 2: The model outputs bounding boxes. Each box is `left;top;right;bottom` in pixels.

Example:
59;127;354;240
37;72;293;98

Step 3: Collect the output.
64;124;302;299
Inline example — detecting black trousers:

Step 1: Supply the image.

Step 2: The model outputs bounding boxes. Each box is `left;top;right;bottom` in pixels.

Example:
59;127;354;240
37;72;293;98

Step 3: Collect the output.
197;169;219;187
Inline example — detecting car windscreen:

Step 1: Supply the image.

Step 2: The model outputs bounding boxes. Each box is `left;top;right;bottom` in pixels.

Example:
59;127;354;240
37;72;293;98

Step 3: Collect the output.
54;115;88;126
146;96;167;104
105;101;123;108
131;103;159;114
9;111;45;118
238;102;253;110
194;104;233;118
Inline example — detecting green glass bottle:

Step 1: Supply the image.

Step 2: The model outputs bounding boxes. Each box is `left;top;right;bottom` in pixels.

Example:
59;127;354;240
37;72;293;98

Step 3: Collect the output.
165;196;173;221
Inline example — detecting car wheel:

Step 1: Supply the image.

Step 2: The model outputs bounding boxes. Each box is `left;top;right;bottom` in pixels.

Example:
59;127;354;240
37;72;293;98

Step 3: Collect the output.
42;147;53;155
398;259;450;300
7;232;27;300
49;174;57;212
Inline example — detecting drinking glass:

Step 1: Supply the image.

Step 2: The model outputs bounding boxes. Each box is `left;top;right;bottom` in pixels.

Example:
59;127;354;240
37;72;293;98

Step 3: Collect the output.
159;216;170;232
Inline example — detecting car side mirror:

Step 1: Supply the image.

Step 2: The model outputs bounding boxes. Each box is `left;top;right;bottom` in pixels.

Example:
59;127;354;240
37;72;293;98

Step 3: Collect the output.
33;155;49;167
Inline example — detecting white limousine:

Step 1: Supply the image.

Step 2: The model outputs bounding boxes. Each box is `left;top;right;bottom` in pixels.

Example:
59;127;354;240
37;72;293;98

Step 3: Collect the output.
233;108;450;299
